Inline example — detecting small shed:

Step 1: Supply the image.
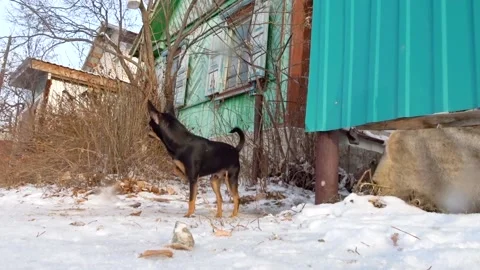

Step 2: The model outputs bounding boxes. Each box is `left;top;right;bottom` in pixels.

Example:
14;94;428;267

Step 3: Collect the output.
305;0;480;203
10;58;130;107
9;58;132;132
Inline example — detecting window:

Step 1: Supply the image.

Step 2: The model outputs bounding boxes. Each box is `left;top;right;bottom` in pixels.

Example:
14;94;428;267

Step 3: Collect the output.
225;18;251;90
205;0;270;98
171;50;188;108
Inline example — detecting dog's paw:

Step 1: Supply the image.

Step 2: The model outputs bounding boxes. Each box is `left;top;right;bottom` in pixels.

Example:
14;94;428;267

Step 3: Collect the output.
215;213;223;218
183;213;195;218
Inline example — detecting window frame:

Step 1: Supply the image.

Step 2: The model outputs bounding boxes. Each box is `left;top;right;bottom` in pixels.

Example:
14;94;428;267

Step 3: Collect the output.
225;17;251;91
170;53;181;91
214;2;255;100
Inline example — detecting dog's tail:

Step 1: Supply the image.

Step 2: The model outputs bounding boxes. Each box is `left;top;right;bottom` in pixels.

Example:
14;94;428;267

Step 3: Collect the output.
230;127;245;152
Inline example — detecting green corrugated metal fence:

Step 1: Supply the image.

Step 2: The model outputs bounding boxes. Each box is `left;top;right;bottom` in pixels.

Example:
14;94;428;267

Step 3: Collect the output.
305;0;480;132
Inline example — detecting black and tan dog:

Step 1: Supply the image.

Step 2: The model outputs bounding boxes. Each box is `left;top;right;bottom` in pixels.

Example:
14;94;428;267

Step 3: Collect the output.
147;100;245;218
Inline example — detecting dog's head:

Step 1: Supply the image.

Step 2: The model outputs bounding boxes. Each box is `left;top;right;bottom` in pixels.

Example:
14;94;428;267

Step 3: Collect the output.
147;100;192;155
147;100;164;126
147;99;186;131
147;100;176;124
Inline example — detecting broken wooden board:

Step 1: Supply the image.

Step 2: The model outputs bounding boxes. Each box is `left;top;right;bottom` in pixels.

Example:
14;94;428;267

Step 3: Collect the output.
356;110;480;131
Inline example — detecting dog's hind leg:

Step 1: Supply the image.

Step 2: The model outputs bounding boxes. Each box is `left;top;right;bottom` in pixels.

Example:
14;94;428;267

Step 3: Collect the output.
210;174;223;218
226;168;240;217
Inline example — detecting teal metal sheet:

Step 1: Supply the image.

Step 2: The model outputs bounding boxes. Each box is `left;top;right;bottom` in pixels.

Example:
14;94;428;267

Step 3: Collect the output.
305;0;480;132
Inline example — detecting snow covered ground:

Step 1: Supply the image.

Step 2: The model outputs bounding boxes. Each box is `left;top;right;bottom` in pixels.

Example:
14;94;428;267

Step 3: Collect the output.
1;181;480;270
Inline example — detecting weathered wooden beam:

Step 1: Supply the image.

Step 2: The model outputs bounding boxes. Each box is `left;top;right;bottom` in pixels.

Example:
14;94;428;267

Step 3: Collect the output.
29;59;130;92
356;110;480;131
286;0;312;128
315;130;339;204
252;92;264;189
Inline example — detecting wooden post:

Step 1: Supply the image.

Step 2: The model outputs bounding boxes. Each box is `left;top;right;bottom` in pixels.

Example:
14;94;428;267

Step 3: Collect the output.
252;91;264;188
315;130;339;204
286;0;312;128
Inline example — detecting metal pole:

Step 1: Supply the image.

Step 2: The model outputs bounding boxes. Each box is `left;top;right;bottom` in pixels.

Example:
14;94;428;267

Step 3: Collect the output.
315;130;339;204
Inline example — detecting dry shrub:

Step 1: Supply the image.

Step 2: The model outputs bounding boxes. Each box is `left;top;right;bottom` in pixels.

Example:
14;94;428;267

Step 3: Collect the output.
216;125;350;193
353;167;441;213
0;140;13;182
281;160;315;190
369;127;480;213
1;86;172;187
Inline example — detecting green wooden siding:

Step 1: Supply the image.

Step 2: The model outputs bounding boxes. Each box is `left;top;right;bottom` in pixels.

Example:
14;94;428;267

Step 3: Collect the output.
152;0;292;138
183;29;210;106
177;94;255;138
177;102;215;137
305;0;480;132
262;0;291;130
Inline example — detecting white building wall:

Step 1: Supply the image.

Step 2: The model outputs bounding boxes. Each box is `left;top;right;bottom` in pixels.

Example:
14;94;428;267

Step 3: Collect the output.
87;31;138;83
47;79;89;108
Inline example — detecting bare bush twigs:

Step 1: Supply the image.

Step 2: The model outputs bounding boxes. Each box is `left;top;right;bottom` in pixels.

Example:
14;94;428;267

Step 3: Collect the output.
0;86;171;187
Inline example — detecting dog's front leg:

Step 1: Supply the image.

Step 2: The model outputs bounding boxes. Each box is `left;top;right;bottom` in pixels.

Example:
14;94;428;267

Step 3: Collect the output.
173;160;187;183
184;179;198;218
173;165;188;183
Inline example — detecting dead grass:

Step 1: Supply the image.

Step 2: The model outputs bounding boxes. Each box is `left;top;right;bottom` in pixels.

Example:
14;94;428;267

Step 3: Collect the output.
0;86;172;188
353;168;441;213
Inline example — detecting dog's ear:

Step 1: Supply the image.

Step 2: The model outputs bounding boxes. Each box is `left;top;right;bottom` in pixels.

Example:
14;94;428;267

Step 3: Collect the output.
147;100;161;125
